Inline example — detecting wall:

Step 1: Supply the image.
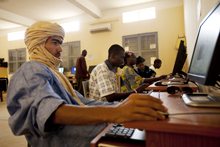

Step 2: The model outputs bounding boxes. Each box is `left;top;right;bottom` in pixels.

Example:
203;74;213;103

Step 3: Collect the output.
0;0;184;80
183;0;220;92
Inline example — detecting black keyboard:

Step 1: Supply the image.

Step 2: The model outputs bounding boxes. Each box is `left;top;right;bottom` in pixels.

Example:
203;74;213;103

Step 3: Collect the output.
102;124;145;145
104;124;134;139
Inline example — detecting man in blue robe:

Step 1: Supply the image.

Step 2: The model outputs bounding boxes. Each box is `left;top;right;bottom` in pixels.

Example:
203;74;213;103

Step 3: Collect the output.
7;21;168;147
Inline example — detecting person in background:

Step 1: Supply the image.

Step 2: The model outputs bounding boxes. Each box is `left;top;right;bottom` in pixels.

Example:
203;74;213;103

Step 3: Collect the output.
7;21;168;147
149;59;162;77
75;49;89;95
120;51;167;92
89;44;149;102
135;56;156;78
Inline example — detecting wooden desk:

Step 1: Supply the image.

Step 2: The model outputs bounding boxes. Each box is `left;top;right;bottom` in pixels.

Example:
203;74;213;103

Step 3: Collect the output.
124;92;220;147
66;75;76;83
146;81;198;92
91;92;220;147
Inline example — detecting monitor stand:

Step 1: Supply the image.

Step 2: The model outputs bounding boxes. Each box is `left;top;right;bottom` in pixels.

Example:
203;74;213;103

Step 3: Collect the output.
182;93;220;107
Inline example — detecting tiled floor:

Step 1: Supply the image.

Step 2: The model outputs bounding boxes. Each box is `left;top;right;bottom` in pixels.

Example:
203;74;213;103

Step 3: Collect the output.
0;92;27;147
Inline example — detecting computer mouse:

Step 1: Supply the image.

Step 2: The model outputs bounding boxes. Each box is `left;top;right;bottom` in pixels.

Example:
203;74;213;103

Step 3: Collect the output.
157;111;169;118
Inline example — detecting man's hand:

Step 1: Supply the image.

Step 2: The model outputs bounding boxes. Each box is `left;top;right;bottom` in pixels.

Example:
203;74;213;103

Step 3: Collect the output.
111;94;168;124
135;83;150;93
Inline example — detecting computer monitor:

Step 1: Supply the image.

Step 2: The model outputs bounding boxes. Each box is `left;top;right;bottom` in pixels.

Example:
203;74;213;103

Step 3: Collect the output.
172;40;187;76
187;2;220;86
59;67;64;74
71;67;76;74
88;65;96;74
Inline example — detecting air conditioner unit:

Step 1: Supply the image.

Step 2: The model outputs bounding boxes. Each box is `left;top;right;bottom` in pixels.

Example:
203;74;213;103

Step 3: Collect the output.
89;23;111;33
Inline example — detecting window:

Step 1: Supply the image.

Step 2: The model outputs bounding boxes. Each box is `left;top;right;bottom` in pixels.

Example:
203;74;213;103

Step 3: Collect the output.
60;21;80;32
8;48;26;74
61;41;81;72
122;32;158;66
8;31;25;41
123;7;156;23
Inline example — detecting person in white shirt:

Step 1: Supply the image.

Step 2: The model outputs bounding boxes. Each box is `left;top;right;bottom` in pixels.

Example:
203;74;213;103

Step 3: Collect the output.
149;59;162;77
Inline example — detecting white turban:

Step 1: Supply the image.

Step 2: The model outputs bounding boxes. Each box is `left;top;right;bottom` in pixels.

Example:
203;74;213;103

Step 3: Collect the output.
24;21;84;106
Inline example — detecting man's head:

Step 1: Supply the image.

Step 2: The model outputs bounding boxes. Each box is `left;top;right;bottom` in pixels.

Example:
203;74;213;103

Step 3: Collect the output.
136;56;145;71
82;49;87;57
108;44;125;67
154;59;162;69
25;21;65;60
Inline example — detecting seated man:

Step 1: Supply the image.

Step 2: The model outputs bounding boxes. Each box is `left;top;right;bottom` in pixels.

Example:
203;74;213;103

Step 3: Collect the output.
149;59;162;77
121;51;167;92
7;21;168;147
89;44;149;102
135;56;156;78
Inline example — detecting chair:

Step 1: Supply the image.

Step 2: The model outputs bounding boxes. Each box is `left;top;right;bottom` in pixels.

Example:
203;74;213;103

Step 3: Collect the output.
116;74;121;92
0;77;8;102
82;80;90;98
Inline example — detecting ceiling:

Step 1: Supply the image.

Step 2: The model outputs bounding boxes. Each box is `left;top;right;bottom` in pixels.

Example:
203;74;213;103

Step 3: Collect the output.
0;0;160;32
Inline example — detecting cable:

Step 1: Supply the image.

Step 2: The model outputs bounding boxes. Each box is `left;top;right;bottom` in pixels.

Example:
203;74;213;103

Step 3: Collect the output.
169;112;220;116
191;81;200;92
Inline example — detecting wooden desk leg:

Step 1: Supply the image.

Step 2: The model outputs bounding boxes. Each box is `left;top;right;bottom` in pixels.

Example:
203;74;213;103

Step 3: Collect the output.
0;91;2;102
145;131;220;147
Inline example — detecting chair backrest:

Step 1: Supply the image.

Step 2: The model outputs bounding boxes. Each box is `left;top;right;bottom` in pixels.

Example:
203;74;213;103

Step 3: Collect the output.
116;75;121;92
0;77;8;92
82;80;90;98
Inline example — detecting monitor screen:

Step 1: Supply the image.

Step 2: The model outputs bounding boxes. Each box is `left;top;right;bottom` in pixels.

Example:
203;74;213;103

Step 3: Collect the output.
59;67;64;74
71;67;76;74
188;2;220;86
172;40;187;76
88;65;96;74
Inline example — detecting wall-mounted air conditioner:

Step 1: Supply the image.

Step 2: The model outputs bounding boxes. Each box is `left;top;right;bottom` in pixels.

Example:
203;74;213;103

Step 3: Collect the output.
89;23;111;33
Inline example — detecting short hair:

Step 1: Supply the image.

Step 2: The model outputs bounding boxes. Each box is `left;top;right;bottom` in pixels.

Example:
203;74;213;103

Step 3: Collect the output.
108;44;124;58
154;59;162;64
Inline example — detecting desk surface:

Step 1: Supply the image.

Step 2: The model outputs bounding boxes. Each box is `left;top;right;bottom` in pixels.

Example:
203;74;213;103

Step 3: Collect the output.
91;92;220;147
146;80;198;91
124;92;220;138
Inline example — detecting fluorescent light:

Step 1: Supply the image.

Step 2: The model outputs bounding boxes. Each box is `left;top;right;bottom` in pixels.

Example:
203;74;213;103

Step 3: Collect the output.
123;7;156;23
8;31;25;41
60;21;79;32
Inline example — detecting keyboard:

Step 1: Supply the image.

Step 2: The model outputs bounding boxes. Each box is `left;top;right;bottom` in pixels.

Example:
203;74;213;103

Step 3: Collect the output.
101;124;145;145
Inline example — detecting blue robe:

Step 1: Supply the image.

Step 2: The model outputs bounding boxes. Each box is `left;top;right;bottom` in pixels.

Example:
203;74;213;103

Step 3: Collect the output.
7;61;116;147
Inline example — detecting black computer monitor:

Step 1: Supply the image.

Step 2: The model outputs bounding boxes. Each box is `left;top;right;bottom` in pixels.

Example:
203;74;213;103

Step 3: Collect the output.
71;67;76;74
172;40;187;76
88;65;96;74
187;2;220;86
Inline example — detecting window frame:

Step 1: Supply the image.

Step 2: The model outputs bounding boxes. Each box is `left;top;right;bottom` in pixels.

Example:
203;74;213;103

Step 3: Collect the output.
122;32;158;66
60;41;81;72
8;48;26;74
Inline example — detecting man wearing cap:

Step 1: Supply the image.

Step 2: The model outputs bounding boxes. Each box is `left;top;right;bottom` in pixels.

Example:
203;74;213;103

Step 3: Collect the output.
6;21;168;147
136;56;156;78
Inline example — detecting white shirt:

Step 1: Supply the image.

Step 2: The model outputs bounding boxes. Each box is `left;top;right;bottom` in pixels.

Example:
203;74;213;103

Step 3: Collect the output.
149;65;156;71
89;60;118;101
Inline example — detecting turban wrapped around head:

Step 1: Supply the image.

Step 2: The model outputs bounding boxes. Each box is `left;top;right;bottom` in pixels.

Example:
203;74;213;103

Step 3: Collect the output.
25;21;65;54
